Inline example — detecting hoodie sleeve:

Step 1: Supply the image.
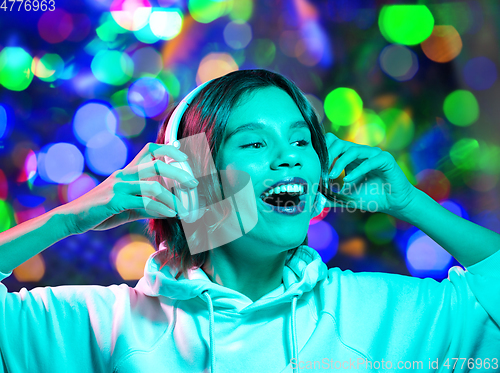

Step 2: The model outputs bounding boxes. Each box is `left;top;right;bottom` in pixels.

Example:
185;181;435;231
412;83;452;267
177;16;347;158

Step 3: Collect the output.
0;270;124;373
325;249;500;371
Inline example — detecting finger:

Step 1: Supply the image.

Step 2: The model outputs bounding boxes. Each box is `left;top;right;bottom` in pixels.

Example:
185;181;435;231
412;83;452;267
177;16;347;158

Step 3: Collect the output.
120;159;199;188
326;140;351;173
129;142;188;168
119;181;190;217
130;196;179;218
325;132;340;148
330;146;381;178
343;152;394;182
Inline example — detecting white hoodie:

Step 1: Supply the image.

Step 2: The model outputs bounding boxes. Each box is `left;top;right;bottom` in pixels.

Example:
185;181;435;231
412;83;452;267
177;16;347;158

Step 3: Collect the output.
1;245;499;372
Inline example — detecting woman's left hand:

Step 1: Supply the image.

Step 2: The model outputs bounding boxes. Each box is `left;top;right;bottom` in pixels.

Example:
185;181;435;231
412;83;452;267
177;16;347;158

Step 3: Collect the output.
325;132;418;215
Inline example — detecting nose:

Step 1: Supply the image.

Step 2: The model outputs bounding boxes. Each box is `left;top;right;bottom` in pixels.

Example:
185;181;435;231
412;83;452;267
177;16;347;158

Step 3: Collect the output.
270;140;303;170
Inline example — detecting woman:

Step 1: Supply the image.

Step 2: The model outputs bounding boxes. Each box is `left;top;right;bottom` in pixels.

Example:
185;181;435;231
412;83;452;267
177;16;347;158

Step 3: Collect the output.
0;69;499;373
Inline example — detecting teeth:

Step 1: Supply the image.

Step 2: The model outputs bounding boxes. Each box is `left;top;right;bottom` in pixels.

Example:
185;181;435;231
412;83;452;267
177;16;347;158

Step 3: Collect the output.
262;183;306;199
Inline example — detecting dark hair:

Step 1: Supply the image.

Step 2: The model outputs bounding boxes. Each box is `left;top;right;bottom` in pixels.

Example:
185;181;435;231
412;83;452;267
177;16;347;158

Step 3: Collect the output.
146;69;350;278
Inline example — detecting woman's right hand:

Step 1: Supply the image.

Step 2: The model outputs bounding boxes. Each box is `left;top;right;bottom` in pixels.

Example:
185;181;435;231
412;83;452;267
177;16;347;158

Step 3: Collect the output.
62;142;199;235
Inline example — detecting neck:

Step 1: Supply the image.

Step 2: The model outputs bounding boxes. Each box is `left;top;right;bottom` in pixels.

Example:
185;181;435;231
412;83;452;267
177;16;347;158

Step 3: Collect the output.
201;247;288;302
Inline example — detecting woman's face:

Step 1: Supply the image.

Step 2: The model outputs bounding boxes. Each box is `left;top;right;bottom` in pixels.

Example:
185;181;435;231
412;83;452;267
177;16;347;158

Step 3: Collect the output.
216;86;321;253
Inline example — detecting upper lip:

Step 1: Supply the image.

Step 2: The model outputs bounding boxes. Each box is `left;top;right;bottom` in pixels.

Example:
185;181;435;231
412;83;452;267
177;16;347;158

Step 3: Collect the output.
260;177;308;198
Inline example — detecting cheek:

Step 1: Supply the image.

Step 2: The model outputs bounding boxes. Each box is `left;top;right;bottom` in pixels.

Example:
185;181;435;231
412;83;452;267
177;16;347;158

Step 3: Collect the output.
221;160;261;193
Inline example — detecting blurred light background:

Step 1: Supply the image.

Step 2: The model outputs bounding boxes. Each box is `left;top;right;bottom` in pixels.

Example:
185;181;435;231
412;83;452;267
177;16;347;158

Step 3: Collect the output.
1;0;500;291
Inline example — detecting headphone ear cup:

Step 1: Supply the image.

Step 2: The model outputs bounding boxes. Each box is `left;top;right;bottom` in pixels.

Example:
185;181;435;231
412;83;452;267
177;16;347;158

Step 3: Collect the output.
311;193;327;218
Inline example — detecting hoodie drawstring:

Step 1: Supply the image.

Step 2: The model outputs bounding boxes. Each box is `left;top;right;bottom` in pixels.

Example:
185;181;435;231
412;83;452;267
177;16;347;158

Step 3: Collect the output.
202;290;216;373
201;290;298;373
291;295;299;373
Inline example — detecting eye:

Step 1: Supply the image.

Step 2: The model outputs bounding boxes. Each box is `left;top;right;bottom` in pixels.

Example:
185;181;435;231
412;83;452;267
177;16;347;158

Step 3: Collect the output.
241;142;265;149
293;139;310;146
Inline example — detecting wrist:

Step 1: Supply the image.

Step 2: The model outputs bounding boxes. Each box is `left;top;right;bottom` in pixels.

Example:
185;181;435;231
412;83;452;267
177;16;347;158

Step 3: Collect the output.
51;203;81;237
389;187;428;223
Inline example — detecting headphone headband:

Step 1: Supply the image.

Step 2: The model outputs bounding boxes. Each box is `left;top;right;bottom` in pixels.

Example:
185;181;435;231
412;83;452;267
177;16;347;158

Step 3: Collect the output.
164;79;213;148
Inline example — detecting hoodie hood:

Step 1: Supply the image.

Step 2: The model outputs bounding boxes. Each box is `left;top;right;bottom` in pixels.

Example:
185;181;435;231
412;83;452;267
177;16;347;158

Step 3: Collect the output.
134;245;328;373
135;245;328;314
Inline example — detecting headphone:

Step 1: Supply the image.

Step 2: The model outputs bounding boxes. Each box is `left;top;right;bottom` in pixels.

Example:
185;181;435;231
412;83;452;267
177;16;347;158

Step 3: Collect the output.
162;80;328;223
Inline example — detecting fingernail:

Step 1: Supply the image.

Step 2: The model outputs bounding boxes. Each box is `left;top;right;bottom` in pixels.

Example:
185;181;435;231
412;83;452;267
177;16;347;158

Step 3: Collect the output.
178;151;188;160
188;178;199;187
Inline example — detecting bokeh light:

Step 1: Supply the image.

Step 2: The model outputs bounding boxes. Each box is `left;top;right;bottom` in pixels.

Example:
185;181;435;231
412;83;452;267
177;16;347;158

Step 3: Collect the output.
449;138;480;170
133;22;160;44
416;169;450;202
31;53;65;82
127;77;169;118
463;171;499;193
439;200;465;218
406;230;452;277
85;132;128;175
252;39;276;67
13;254;45;282
443;90;479;126
224;21;252;50
0;199;14;233
379;108;414;151
91;50;134;86
14;206;46;225
37;143;84;184
113;105;146;138
131;47;163;78
188;0;231;24
110;0;152;31
149;9;183;40
110;234;155;280
0;105;7;139
379;44;419;81
307;220;339;263
477;142;500;175
349;109;386;146
67;173;99;203
37;9;74;44
0;47;34;91
0;169;7;200
338;237;366;258
73;102;118;145
421;26;462;63
295;21;329;67
365;214;397;245
379;5;434;46
324;88;363;127
229;0;253;21
463;57;498;90
196;52;239;84
18;150;37;183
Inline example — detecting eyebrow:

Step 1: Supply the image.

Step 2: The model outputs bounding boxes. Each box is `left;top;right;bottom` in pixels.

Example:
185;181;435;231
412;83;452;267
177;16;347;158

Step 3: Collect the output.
225;120;309;142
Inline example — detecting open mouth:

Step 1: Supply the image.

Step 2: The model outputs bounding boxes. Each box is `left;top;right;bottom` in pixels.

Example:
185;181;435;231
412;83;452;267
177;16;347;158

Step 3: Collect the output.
260;183;308;207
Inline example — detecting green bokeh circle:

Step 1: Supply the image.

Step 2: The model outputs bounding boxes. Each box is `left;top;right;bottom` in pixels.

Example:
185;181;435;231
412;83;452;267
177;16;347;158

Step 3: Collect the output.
91;50;134;86
0;47;34;91
443;90;479;126
379;5;434;46
324;87;363;126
